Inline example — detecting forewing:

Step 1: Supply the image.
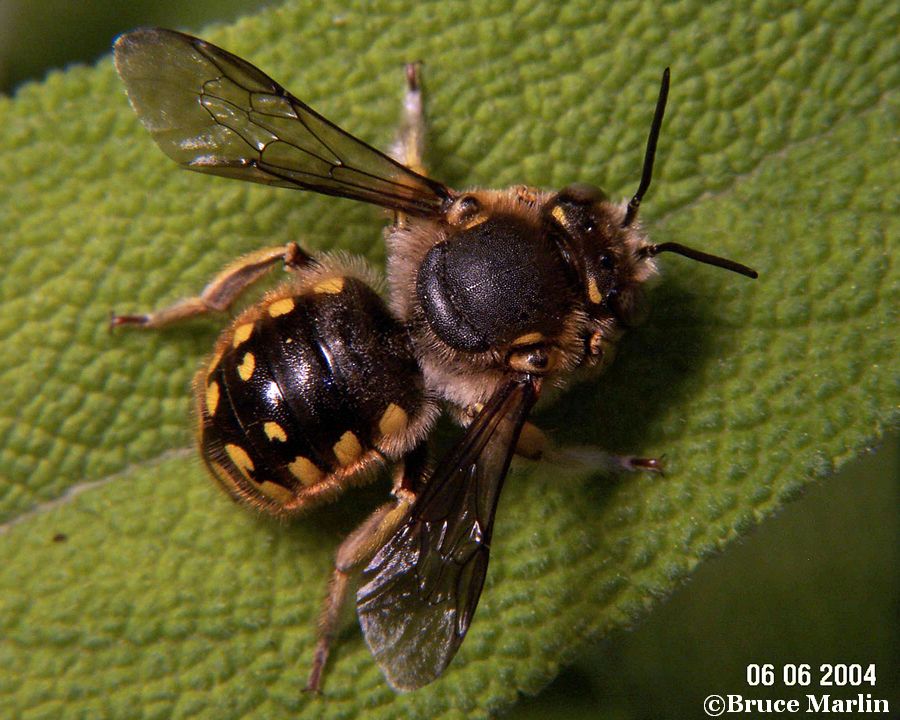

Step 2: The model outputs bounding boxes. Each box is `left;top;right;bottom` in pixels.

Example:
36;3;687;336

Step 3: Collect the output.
113;28;451;216
357;379;539;690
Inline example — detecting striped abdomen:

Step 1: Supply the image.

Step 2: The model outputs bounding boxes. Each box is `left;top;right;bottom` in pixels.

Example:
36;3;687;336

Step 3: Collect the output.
197;271;433;516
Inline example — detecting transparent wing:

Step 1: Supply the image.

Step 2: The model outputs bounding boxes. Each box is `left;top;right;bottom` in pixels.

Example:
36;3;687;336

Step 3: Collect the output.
357;378;539;690
113;28;452;216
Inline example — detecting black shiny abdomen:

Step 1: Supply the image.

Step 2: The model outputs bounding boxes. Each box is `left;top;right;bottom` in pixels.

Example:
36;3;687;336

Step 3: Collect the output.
198;276;426;510
416;215;574;352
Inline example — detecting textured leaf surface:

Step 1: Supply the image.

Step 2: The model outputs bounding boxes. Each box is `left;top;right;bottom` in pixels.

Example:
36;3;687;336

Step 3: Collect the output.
0;1;896;718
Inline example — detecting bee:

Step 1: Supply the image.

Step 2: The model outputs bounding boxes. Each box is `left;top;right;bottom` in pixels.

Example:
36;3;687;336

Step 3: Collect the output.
112;28;757;692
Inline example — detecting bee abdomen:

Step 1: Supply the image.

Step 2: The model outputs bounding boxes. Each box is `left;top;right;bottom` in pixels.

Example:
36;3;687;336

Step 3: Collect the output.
197;274;431;515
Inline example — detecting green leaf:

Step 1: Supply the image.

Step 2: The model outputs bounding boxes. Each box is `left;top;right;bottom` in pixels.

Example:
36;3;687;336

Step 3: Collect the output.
0;1;896;718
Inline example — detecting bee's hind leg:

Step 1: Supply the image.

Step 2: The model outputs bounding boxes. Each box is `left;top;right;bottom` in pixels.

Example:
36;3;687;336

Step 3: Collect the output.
305;446;425;693
110;243;313;329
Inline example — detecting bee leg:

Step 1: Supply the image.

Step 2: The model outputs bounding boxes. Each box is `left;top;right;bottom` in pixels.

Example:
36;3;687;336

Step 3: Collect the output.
517;425;663;473
306;449;426;693
516;421;547;460
110;243;313;329
544;446;665;475
390;61;428;177
305;498;413;693
463;402;662;473
613;455;665;474
454;404;546;461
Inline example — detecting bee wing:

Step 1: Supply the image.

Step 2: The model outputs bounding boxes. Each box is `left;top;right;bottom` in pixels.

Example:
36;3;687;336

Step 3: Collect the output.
113;28;452;216
357;378;540;690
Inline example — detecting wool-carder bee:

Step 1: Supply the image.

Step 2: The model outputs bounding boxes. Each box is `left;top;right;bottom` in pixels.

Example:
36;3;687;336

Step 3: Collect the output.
112;28;757;692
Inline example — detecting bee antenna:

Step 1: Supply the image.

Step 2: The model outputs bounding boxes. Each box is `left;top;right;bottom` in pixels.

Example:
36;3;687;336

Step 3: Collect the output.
622;67;670;228
640;242;759;279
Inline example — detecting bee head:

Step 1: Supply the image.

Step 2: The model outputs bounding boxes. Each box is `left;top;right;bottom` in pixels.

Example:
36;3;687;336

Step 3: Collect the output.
545;182;651;326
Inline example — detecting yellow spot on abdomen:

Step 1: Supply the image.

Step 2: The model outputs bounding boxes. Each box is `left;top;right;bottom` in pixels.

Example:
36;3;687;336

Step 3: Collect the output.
258;480;294;504
205;381;220;416
268;298;295;317
289;456;324;486
333;431;363;466
313;276;345;294
225;444;255;476
378;403;409;437
232;323;254;347
238;352;256;381
264;421;287;442
587;276;603;304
